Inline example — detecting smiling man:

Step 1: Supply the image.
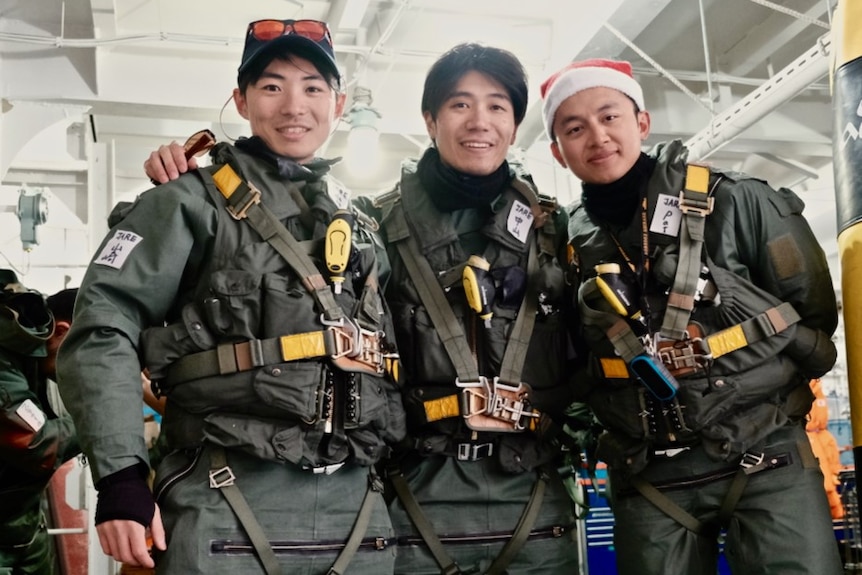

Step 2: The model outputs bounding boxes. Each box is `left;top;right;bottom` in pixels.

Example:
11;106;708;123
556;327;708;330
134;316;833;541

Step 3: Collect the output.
542;58;842;575
361;43;582;575
58;18;405;575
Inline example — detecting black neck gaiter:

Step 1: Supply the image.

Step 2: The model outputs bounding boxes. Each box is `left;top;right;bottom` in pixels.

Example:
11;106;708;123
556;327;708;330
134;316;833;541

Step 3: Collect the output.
234;136;338;180
582;152;657;226
417;147;511;212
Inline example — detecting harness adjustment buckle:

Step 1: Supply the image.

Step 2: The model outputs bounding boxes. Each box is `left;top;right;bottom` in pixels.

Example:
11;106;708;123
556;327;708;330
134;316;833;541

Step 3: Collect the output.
208;465;236;488
226;184;261;220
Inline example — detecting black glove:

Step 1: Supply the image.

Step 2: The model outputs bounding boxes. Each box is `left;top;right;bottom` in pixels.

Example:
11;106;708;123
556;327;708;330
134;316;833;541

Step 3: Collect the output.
94;463;155;527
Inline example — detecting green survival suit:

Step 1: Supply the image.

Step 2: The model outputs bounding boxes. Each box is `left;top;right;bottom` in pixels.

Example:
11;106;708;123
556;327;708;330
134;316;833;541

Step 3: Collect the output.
361;150;581;575
58;141;406;575
568;140;842;575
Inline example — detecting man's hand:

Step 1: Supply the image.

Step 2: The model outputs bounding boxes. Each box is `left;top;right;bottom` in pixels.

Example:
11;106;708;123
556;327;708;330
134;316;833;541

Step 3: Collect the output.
96;504;166;567
144;142;196;184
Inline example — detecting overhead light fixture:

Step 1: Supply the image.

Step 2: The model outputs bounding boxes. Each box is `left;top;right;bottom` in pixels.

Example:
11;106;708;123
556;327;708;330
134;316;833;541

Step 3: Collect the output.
345;86;382;180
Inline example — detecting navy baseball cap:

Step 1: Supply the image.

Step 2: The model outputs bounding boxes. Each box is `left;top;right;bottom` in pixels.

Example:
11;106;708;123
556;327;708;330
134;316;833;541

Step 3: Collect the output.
238;19;340;83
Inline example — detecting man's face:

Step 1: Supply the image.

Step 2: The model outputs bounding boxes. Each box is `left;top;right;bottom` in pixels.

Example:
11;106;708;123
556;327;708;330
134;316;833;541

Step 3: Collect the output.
234;56;346;163
550;86;650;184
424;70;518;176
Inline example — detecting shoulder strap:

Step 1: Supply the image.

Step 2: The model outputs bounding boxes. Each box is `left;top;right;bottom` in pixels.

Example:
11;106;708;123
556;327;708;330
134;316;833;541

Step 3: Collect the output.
392;205;480;382
660;163;714;340
201;164;344;322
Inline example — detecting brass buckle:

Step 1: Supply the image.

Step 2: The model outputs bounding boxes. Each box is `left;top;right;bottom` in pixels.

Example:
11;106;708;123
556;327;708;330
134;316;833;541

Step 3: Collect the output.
322;315;386;374
678;192;714;217
226;184;261;220
656;327;713;377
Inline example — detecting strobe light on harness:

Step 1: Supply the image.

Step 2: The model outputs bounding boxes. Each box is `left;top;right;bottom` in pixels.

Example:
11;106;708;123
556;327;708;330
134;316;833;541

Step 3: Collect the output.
463;255;496;328
325;210;354;294
630;353;679;401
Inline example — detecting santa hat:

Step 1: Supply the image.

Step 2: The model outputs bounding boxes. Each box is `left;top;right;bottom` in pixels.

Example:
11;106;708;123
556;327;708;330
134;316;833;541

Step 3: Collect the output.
540;58;644;139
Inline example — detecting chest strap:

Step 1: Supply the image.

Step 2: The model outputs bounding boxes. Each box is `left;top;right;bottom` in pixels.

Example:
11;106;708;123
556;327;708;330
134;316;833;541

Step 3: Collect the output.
164;319;395;386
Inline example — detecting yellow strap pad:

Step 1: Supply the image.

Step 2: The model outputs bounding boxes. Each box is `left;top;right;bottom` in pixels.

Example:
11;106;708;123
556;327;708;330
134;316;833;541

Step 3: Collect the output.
706;325;748;359
685;164;710;194
279;332;328;362
213;164;242;200
599;357;629;379
424;395;461;423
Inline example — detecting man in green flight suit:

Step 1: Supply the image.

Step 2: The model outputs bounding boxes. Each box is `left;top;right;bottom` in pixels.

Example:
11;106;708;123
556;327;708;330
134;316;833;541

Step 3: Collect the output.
57;18;405;575
1;275;79;575
541;58;843;574
358;44;582;575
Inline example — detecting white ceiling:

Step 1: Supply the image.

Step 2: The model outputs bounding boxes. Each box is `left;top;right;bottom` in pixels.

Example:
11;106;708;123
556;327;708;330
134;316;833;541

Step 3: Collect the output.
0;0;841;290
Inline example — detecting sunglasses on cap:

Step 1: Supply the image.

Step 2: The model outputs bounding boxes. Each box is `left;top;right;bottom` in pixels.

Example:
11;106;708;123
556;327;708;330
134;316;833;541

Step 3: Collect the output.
246;19;332;47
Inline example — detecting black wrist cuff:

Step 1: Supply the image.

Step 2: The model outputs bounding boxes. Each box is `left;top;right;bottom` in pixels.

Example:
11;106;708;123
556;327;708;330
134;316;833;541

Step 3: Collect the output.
94;464;155;527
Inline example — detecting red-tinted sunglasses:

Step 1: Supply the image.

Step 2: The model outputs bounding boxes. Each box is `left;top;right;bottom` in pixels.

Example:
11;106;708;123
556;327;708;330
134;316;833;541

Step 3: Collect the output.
247;19;332;46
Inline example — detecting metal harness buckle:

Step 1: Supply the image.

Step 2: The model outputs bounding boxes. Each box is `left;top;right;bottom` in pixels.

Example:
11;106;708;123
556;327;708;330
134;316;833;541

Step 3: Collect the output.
322;315;387;375
456;377;539;432
225;183;262;220
456;442;494;461
208;465;236;488
739;451;765;470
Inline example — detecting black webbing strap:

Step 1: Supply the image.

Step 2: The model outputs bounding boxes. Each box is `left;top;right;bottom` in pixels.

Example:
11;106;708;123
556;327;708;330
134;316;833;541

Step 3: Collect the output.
630;450;793;538
209;446;282;575
327;469;385;575
387;466;462;575
628;473;707;535
202;166;344;323
716;451;792;528
484;467;550;575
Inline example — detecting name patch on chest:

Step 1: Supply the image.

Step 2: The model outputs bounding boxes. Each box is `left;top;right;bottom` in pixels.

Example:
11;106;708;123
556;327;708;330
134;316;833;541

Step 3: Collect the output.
16;399;46;433
507;200;534;243
95;230;143;269
649;193;683;237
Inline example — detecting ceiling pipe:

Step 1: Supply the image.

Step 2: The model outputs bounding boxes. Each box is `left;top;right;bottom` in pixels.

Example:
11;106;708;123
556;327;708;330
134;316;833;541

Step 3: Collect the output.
686;33;832;161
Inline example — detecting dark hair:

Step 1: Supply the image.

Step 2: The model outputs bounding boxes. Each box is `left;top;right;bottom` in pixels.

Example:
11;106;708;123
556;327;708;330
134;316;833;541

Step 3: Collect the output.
238;44;341;94
421;43;528;125
47;288;78;323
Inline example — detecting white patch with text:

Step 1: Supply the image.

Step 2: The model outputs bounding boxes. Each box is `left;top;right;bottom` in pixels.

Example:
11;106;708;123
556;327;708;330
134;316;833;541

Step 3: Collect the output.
507;200;534;243
17;399;46;433
95;230;143;269
650;194;682;237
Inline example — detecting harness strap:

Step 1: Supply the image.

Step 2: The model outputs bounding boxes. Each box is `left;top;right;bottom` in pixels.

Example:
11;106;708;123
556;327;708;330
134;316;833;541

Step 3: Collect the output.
628;473;708;535
327;469;386;575
706;301;799;359
387;465;462;575
204;165;344;322
591;301;801;378
484;467;550;575
498;239;539;384
387;464;551;575
661;164;714;340
396;232;481;383
629;450;792;537
209;446;283;575
168;331;338;383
